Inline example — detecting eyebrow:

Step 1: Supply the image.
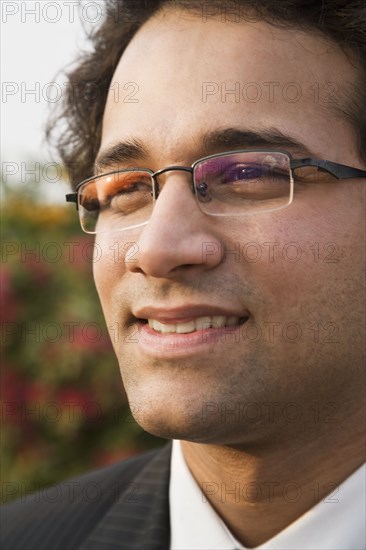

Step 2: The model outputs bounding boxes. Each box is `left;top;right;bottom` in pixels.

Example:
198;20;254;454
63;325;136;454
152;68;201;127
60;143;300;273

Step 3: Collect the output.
95;139;147;171
202;128;318;157
94;127;318;171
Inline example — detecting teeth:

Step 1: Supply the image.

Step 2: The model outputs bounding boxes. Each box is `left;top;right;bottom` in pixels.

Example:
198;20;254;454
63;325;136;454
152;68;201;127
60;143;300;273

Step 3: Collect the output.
194;316;213;331
226;316;239;326
148;320;176;333
212;315;227;328
176;321;196;334
148;315;243;334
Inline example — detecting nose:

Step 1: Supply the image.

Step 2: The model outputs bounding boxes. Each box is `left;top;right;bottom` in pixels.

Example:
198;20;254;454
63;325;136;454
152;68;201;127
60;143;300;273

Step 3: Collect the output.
126;172;223;278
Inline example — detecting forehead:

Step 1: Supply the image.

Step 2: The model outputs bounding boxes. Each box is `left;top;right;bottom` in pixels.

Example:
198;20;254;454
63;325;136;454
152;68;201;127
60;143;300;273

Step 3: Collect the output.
101;9;358;165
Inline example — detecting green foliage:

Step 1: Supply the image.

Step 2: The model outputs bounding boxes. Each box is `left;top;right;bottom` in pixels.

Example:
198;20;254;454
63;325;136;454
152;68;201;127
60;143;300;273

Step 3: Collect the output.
1;177;164;503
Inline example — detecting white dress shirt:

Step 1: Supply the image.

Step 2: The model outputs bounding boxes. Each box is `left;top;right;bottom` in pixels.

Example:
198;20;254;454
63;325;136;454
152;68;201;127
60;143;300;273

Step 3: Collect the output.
169;439;366;550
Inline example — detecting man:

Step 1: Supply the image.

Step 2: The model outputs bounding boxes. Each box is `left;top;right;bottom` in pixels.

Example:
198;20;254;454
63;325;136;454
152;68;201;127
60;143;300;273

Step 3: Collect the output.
2;0;365;548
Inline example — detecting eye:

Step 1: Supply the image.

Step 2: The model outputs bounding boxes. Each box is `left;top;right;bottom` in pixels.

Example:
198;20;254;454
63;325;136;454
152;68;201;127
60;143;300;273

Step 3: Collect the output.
222;164;265;184
100;172;152;205
235;165;263;181
80;195;99;211
102;179;153;217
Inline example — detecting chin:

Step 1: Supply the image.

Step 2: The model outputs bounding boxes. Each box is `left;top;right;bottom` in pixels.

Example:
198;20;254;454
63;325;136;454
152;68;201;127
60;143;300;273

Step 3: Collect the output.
124;393;255;446
127;396;205;440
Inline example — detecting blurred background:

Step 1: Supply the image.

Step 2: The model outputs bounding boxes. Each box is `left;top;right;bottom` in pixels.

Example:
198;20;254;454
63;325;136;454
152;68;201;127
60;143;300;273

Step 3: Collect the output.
1;1;164;503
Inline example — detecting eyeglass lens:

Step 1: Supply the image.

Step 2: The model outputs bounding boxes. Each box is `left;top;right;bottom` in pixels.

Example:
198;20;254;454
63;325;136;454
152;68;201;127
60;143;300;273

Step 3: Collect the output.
78;152;292;234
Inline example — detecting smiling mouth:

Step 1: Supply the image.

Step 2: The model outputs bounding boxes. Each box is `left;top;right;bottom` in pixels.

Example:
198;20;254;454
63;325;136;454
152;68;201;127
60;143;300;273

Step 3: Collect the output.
139;315;249;334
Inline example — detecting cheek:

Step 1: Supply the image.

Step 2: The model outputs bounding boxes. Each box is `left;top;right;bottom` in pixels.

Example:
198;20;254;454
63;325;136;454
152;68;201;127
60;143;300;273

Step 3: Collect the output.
229;195;364;316
93;236;125;306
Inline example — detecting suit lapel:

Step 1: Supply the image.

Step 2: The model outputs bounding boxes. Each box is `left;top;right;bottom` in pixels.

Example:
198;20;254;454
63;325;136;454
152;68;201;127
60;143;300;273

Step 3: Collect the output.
80;443;171;550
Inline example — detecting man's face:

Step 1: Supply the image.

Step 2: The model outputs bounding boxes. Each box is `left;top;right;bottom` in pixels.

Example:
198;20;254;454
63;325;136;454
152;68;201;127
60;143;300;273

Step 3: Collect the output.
93;10;365;446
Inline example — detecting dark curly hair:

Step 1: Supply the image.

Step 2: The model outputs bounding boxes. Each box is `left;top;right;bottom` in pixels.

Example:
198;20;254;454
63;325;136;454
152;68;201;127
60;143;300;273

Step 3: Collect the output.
47;0;366;188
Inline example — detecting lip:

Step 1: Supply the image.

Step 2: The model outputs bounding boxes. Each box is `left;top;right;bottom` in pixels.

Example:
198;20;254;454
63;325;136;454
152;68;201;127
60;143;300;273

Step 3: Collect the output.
130;303;251;359
135;318;250;358
133;304;250;324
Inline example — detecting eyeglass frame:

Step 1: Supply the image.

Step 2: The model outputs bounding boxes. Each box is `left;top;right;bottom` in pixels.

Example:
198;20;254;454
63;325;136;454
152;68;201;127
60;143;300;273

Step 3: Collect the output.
65;149;366;230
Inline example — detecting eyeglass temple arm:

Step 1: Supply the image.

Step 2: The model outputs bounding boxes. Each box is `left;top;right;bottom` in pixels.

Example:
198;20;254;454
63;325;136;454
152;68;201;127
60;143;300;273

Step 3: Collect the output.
290;158;366;179
66;193;78;209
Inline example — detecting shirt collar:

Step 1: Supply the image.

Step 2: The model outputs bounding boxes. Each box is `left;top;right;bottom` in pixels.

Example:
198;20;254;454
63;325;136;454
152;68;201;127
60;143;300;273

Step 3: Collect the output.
169;439;366;550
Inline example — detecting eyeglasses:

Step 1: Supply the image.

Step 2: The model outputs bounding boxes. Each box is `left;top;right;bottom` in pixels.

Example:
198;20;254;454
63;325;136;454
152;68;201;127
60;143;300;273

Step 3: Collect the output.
66;150;366;234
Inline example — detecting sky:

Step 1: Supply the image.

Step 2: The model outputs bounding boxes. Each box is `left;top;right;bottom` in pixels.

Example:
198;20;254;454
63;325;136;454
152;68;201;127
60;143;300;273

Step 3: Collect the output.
1;1;103;201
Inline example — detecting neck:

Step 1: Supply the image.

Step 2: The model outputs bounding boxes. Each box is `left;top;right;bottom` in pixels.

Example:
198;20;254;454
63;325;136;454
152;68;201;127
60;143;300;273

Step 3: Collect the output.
181;412;365;547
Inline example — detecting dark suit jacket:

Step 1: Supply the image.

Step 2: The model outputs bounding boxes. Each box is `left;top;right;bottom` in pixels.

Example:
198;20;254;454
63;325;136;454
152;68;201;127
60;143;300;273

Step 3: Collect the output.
1;443;171;550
